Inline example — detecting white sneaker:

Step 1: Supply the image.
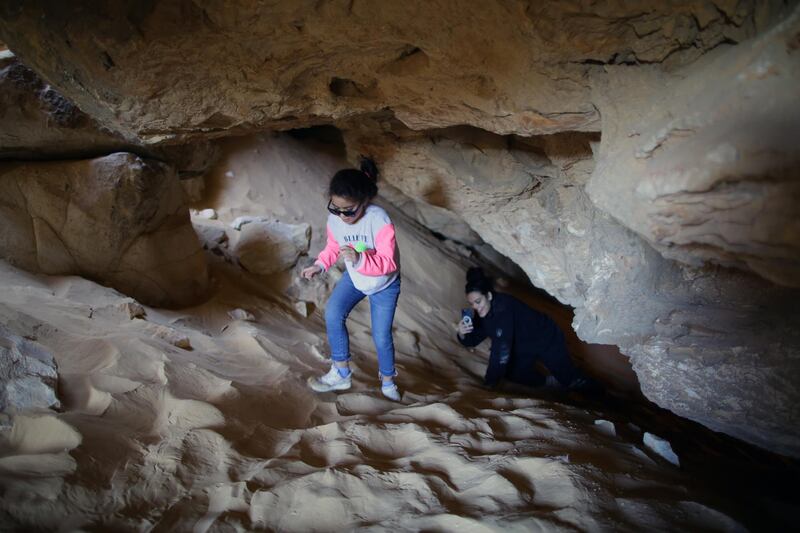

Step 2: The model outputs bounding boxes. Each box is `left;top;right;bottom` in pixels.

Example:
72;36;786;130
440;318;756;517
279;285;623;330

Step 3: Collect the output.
308;365;352;392
381;381;401;401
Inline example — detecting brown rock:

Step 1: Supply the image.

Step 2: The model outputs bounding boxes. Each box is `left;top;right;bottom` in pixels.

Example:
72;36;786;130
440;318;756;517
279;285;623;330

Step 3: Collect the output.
0;56;219;178
235;220;311;275
0;153;209;308
0;55;132;159
0;1;766;142
587;9;800;287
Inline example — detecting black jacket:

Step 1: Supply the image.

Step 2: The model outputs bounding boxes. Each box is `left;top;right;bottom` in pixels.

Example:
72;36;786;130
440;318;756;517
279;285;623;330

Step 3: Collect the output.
457;292;578;387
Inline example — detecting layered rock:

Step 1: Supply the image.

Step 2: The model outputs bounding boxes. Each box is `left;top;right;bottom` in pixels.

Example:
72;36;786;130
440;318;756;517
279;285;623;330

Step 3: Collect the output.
0;1;771;143
0;153;209;307
0;325;59;415
588;10;800;288
0;54;130;159
0;54;219;176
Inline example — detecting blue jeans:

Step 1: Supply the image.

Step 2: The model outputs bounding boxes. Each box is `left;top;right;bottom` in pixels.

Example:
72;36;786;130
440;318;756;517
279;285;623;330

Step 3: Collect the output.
325;272;401;377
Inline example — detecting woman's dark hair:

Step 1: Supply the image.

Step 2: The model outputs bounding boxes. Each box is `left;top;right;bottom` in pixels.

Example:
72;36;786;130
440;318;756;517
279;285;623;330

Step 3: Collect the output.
465;267;493;295
328;156;379;203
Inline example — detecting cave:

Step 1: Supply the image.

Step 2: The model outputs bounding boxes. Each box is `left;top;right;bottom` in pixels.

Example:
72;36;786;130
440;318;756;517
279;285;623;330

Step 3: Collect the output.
1;1;799;530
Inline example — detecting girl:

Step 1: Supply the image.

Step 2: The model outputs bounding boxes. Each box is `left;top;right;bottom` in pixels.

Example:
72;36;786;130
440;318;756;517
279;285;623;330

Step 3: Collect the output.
302;158;402;401
457;267;589;390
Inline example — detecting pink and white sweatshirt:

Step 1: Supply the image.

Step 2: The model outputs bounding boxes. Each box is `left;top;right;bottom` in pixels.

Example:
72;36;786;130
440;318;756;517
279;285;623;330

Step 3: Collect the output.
314;205;400;295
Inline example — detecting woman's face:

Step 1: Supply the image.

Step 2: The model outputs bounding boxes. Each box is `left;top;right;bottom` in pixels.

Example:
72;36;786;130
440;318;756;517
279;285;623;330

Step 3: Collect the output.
467;291;491;318
329;195;365;225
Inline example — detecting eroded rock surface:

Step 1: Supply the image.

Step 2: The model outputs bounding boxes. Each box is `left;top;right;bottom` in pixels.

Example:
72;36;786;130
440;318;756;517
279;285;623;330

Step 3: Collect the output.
235;219;311;275
0;153;209;307
588;10;800;287
0;325;59;415
0;1;772;143
0;55;219;177
0;55;130;159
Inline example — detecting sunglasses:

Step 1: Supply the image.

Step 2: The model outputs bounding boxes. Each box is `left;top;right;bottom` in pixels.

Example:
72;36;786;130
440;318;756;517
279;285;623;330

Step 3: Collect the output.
327;199;362;218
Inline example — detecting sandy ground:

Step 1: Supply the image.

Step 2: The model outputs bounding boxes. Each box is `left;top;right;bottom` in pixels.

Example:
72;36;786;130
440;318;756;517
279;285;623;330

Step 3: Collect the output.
1;134;797;531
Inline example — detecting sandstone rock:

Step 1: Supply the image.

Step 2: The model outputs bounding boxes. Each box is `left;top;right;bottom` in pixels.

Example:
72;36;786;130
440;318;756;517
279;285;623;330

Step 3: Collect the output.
643;433;680;467
587;9;800;287
192;220;230;256
0;56;219;175
180;175;206;204
231;216;265;231
0;1;770;143
118;301;146;320
0;325;59;414
157;142;220;179
235;220;311;275
152;326;192;350
0;56;132;158
379;182;482;246
0;153;209;308
90;300;147;322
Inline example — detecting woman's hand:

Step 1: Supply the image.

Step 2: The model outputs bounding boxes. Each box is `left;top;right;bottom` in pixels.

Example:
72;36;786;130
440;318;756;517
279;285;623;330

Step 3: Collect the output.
339;247;359;265
301;264;323;280
457;319;474;338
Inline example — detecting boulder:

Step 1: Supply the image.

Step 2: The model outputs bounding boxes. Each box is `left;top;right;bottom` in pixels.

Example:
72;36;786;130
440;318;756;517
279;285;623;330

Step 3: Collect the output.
0;325;59;414
235;220;311;275
587;10;800;287
0;152;209;308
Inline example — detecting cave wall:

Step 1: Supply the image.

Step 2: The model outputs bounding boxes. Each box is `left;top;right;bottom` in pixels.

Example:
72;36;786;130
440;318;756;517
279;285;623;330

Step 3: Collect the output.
0;54;216;307
0;1;798;456
0;153;210;308
588;13;800;288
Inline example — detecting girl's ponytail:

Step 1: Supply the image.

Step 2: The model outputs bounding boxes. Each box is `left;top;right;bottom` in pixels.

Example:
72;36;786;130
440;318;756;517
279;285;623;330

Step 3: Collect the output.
329;155;379;203
359;156;379;182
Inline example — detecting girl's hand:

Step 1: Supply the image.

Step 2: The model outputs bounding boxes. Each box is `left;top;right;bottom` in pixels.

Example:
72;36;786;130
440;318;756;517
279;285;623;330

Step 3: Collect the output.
301;264;323;279
457;319;474;337
339;247;359;265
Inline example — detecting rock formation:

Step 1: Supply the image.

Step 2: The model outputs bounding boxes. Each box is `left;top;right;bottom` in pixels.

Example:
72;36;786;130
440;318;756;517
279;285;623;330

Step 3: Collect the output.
0;0;798;458
0;153;209;307
0;325;59;415
588;13;800;288
0;1;772;142
235;219;311;275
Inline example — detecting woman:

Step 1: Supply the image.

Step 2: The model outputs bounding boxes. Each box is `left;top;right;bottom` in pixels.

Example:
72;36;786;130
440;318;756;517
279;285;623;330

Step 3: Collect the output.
302;157;402;401
457;267;587;389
